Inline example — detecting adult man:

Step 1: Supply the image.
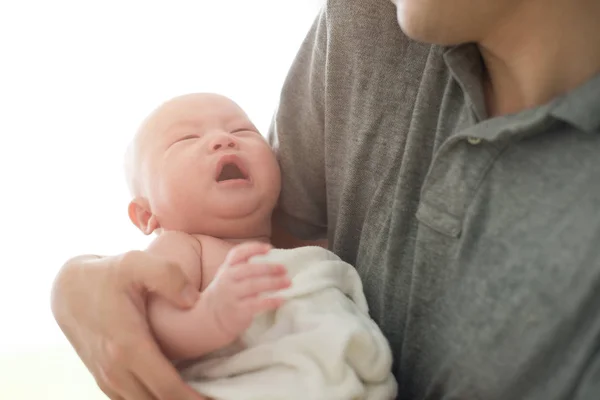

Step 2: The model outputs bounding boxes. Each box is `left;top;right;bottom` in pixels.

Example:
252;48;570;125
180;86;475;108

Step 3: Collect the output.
51;0;600;399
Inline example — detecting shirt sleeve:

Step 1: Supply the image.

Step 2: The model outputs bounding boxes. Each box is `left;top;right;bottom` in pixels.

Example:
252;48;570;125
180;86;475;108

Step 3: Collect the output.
572;350;600;400
268;7;329;241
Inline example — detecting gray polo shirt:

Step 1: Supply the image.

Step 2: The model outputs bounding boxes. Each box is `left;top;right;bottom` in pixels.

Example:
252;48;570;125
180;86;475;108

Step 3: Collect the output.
269;1;600;399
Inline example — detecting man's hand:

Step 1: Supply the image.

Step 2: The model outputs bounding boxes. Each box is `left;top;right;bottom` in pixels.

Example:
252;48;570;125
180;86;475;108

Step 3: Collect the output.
51;251;206;400
202;242;290;341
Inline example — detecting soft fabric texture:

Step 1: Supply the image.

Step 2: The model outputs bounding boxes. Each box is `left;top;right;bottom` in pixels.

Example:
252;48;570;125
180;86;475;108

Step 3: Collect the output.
268;2;600;399
179;246;397;400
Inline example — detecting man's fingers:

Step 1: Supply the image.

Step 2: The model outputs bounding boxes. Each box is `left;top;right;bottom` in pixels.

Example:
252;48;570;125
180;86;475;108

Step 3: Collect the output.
97;364;155;400
133;340;206;400
225;242;272;266
115;374;157;400
95;378;123;400
145;260;199;308
118;251;198;308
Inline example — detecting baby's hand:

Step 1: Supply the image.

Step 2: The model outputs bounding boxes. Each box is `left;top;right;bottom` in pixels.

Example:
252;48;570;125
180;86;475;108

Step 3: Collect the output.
203;242;290;341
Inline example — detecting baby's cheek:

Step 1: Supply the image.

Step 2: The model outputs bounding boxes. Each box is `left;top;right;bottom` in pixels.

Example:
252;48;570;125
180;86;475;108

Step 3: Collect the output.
154;172;188;211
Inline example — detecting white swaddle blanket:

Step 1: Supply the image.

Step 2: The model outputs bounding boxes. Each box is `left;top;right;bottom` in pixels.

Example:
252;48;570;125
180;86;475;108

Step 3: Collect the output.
179;246;397;400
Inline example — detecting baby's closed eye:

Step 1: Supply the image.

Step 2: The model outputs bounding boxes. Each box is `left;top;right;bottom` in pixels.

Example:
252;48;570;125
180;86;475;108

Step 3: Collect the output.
179;134;201;141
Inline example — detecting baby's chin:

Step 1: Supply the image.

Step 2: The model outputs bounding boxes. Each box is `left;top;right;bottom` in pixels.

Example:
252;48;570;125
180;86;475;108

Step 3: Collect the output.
167;204;270;237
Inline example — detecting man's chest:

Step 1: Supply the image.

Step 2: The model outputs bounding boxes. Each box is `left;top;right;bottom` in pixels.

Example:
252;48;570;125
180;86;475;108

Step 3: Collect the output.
326;103;600;398
398;130;600;399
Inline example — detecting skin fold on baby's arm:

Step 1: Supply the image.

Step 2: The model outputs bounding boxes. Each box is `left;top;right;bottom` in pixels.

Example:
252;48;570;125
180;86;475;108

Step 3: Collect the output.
144;231;229;360
144;232;290;361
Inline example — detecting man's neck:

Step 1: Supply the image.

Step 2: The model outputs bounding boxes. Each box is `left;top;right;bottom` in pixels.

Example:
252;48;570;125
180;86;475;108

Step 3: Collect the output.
478;0;600;117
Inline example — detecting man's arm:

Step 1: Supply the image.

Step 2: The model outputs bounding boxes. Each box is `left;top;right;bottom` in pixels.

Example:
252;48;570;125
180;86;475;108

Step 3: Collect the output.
50;251;204;400
268;6;330;244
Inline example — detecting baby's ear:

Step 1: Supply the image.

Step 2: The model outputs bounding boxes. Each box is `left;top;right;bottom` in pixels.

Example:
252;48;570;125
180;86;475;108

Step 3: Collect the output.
128;198;160;235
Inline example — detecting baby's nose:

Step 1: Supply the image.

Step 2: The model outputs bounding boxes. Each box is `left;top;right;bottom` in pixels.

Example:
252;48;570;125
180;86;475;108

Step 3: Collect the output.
210;133;238;152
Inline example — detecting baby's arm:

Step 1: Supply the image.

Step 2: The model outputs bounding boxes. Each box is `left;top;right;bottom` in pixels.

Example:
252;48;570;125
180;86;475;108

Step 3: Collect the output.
144;231;231;360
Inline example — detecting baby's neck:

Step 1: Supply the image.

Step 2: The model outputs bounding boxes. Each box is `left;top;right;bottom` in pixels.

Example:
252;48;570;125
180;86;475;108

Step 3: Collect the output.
221;235;272;246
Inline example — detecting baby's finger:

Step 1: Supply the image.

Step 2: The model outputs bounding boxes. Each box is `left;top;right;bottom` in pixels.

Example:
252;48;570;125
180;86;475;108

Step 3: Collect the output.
236;275;291;299
225;242;272;266
245;296;285;314
231;263;286;281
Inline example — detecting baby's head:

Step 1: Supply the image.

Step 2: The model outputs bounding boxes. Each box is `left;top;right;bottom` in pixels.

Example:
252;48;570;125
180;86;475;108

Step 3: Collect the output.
125;93;281;240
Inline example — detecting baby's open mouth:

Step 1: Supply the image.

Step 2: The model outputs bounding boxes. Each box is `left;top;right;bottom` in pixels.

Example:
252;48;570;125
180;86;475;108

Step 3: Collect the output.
217;162;247;182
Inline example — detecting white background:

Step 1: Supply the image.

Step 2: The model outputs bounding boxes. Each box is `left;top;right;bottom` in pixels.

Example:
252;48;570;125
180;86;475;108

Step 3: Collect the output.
0;0;322;397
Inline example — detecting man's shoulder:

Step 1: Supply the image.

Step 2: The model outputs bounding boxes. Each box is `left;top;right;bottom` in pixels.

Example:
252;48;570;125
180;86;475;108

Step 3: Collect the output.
323;0;430;56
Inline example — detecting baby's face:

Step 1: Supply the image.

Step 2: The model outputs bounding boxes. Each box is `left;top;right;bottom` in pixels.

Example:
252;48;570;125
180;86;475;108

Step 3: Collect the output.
133;93;281;237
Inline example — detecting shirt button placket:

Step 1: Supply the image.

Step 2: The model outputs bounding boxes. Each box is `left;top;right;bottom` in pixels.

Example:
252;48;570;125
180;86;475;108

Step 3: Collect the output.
467;137;482;145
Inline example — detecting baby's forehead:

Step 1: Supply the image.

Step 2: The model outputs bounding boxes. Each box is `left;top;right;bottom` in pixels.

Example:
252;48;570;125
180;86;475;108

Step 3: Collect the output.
133;94;251;153
165;93;245;118
148;95;248;133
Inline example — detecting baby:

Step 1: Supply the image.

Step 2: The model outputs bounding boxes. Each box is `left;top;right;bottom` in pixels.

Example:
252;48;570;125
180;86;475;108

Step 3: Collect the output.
125;93;397;400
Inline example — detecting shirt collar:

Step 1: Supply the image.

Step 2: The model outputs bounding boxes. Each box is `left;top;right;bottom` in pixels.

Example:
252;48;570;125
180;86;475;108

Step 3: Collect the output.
549;71;600;134
442;43;600;134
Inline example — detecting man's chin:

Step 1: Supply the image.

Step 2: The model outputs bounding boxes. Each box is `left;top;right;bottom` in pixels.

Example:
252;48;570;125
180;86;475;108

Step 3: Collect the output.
395;6;471;46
